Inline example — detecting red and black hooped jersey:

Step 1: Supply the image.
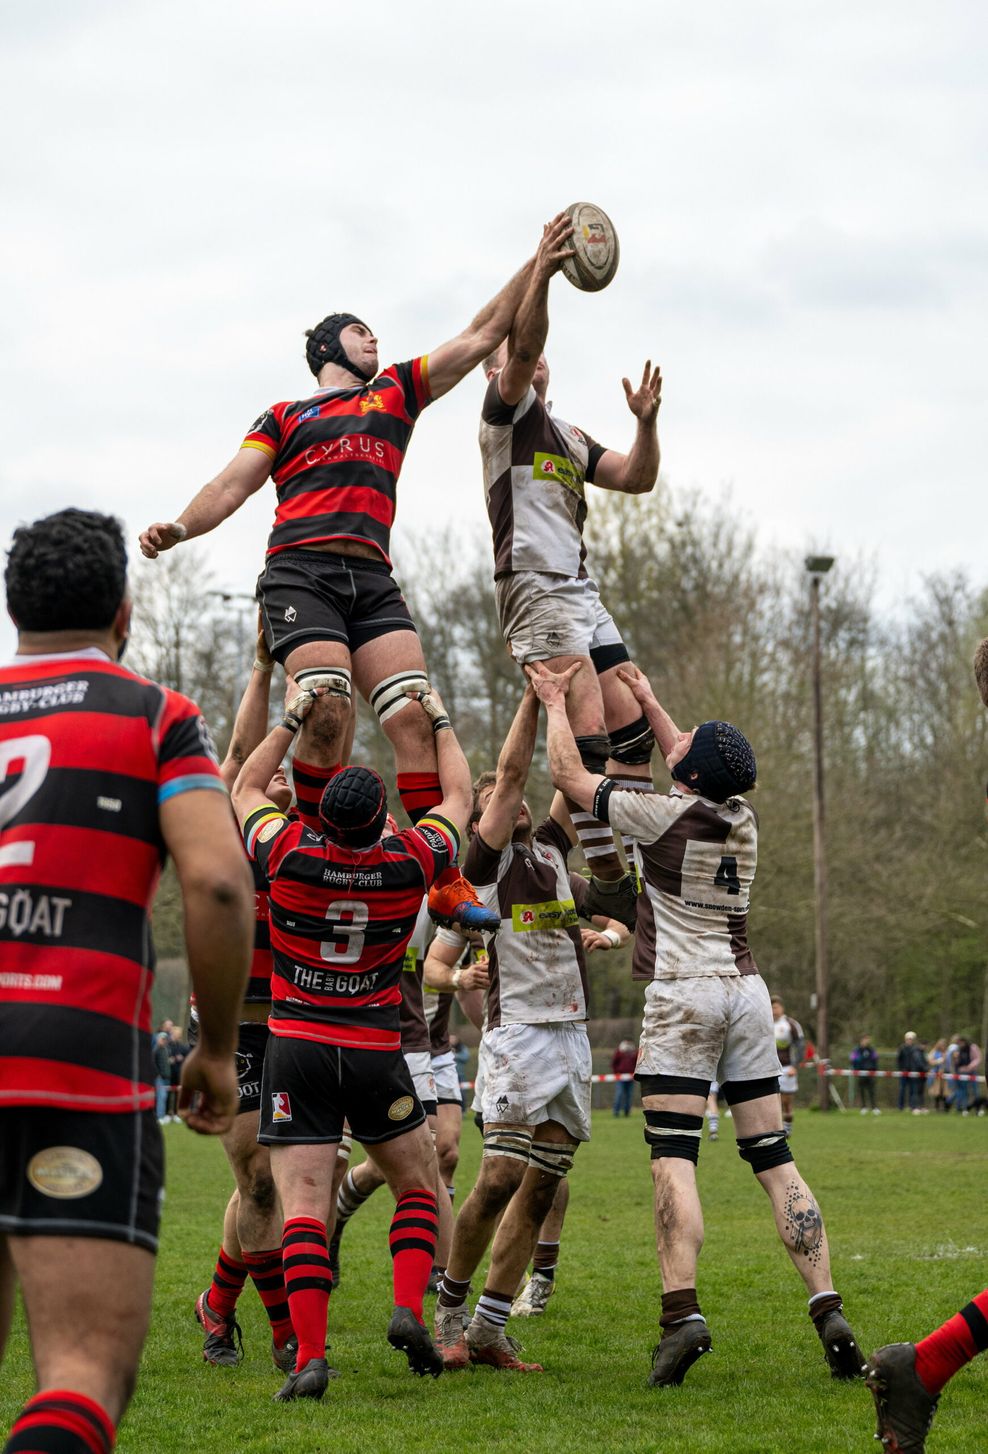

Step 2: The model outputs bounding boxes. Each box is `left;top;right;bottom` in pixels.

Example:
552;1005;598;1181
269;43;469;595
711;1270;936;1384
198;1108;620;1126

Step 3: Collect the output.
242;358;432;565
0;650;225;1113
244;805;457;1052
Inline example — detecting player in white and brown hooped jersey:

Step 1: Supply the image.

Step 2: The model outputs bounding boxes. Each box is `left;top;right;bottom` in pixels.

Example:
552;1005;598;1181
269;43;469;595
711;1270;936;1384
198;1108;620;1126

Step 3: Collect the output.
479;224;663;929
529;659;864;1390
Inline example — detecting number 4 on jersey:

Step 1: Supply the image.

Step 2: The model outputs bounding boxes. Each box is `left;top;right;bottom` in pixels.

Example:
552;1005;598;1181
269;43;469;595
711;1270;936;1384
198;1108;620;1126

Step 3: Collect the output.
714;854;741;896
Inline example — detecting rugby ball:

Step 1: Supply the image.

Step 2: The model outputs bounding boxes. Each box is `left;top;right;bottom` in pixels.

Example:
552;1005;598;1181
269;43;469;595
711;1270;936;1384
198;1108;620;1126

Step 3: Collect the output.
560;202;620;292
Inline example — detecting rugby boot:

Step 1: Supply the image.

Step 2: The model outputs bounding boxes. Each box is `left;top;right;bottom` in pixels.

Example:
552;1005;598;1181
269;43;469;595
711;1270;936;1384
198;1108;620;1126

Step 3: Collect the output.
465;1315;543;1372
272;1356;331;1402
584;871;638;931
194;1289;244;1367
428;869;500;933
434;1305;471;1370
511;1273;555;1318
647;1317;712;1387
388;1306;444;1377
864;1344;939;1453
816;1308;865;1381
272;1335;298;1374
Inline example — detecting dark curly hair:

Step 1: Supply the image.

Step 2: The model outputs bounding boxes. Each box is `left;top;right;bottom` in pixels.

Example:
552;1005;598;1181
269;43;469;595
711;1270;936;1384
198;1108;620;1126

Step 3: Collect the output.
5;508;128;632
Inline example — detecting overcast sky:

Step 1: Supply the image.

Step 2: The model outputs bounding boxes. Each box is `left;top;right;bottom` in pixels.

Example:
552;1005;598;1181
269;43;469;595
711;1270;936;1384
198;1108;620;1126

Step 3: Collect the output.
2;0;985;659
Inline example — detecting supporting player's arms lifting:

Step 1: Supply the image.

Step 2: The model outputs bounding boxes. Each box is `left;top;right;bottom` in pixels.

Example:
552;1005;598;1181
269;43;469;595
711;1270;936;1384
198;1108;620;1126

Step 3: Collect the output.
496;214;575;407
139;445;271;558
586;361;662;496
476;686;541;852
614;665;683;761
526;662;601;814
160;788;254;1135
220;622;276;791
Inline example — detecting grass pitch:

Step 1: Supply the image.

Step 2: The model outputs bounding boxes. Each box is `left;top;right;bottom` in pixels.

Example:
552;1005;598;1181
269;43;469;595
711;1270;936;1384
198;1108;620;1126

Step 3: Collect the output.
3;1110;986;1453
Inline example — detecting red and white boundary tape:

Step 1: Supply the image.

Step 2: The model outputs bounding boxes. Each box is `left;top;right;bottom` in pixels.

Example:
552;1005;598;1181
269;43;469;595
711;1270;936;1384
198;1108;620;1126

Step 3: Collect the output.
457;1068;986;1090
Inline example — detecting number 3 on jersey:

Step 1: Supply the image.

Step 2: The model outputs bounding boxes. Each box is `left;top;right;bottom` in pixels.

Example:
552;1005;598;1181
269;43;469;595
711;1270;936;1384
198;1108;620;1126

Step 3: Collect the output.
713;854;741;896
321;898;369;965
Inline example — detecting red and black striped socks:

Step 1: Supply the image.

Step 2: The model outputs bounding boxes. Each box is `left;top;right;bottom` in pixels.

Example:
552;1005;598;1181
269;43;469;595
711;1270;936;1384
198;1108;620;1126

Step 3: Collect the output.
914;1287;988;1394
396;772;441;825
206;1246;248;1320
281;1217;333;1369
242;1247;294;1350
389;1188;438;1321
292;757;342;831
4;1390;114;1453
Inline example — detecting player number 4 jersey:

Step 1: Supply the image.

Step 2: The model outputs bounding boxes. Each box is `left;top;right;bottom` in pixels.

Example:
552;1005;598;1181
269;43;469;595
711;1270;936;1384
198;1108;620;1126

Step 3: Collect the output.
594;783;759;982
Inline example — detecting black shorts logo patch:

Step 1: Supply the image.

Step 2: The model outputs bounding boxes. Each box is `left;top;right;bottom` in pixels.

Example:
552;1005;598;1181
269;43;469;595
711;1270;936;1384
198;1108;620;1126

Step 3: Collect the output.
388;1095;414;1121
27;1147;103;1200
284;605;297;623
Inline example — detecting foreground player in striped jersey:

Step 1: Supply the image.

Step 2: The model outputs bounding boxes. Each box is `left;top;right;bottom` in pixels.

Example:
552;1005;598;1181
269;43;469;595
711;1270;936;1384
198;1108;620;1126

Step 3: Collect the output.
139;216;576;938
529;660;864;1389
233;682;471;1399
0;509;253;1454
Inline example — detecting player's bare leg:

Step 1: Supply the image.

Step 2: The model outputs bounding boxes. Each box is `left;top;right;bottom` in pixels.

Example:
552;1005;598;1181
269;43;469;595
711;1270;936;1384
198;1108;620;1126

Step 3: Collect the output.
369;1128;444;1377
267;1142;338;1401
281;640;355;827
435;1100;462;1194
5;1235;154;1443
598;662;657;859
732;1093;863;1380
0;1236;15;1360
513;1176;569;1315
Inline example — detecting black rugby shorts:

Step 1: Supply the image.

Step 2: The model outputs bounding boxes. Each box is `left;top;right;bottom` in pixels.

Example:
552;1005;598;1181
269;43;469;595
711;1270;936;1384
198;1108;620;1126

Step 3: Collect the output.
190;1018;269;1117
0;1107;163;1253
257;549;418;663
258;1034;426;1147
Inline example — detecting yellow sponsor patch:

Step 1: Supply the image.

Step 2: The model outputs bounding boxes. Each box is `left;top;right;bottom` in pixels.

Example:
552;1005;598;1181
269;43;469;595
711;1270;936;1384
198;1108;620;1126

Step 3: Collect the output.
388;1096;415;1121
27;1147;103;1199
533;450;584;498
511;899;578;933
403;946;420;973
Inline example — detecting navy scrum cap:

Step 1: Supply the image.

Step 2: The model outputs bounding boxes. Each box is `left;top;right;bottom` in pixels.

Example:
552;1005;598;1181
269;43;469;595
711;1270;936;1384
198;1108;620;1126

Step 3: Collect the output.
319;766;389;847
305;313;374;381
672;721;757;802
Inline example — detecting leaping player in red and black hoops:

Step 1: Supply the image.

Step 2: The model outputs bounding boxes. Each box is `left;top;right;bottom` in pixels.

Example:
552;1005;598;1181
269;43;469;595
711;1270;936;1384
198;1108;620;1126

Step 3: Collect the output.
139;214;576;939
0;509;253;1454
232;675;473;1399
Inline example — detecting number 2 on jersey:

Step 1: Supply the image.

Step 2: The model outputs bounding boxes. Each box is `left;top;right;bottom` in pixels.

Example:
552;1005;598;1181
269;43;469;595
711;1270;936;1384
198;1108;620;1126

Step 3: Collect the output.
713;854;741;896
0;735;52;869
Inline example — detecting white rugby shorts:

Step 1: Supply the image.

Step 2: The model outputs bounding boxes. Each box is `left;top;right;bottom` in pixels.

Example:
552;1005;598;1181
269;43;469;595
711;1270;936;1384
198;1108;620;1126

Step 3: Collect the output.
404;1050;437;1108
778;1065;799;1095
495;571;623;665
431;1049;462;1105
637;974;781;1086
480;1022;592;1142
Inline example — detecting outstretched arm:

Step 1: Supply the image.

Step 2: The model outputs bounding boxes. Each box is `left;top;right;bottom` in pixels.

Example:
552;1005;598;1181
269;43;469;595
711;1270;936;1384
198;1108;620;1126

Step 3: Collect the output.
219;624;276;792
496;214;575;407
139;447;271;559
527;664;601;813
232;682;322;822
476;686;541;851
590;362;662;495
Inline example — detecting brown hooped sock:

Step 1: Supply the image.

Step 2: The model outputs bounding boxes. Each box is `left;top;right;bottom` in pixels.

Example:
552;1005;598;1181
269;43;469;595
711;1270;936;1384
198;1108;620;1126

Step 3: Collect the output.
660;1287;702;1330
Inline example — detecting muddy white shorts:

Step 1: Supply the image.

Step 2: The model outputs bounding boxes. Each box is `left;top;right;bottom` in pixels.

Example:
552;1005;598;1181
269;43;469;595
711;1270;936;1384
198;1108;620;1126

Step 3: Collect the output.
480;1022;592;1142
404;1050;437;1111
431;1050;462;1105
636;974;781;1087
495;571;626;667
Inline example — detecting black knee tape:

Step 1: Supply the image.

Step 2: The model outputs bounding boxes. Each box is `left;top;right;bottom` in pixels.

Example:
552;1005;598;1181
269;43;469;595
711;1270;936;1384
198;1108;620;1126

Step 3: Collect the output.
644;1110;703;1163
737;1130;794;1173
638;1074;711;1099
608;714;656;766
722;1077;781;1107
575;733;610;775
590;640;631;675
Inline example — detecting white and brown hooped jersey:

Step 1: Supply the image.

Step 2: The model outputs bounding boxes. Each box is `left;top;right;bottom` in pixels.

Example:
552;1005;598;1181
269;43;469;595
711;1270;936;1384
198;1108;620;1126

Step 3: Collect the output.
595;784;758;982
479;379;606;580
462;817;589;1027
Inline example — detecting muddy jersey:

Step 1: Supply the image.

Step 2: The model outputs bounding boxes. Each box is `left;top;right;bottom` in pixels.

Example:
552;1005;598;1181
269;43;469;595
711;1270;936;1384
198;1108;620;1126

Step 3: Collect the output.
242;358;431;565
399;900;434;1054
462;817;588;1028
479;379;606;580
594;783;758;982
0;649;224;1111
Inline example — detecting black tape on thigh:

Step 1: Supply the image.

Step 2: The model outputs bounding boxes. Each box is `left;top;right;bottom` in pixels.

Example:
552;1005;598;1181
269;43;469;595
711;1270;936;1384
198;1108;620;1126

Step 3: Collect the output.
644;1109;704;1163
608;714;656;766
574;733;610;775
737;1130;793;1173
589;640;631;675
721;1076;781;1107
637;1074;711;1100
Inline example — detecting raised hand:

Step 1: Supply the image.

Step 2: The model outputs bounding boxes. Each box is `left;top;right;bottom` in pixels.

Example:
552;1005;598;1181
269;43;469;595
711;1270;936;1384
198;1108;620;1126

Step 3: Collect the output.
622;360;662;422
525;660;582;706
139;521;188;559
534;211;576;279
616;663;657;707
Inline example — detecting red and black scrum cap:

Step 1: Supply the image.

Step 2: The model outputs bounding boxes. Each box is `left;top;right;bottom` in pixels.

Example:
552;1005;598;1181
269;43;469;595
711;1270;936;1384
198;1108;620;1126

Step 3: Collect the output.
319;765;389;847
304;313;374;381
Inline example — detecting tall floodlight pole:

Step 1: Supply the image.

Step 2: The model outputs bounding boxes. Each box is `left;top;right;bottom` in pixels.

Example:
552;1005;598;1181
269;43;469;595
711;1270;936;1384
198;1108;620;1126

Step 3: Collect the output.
805;555;835;1112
